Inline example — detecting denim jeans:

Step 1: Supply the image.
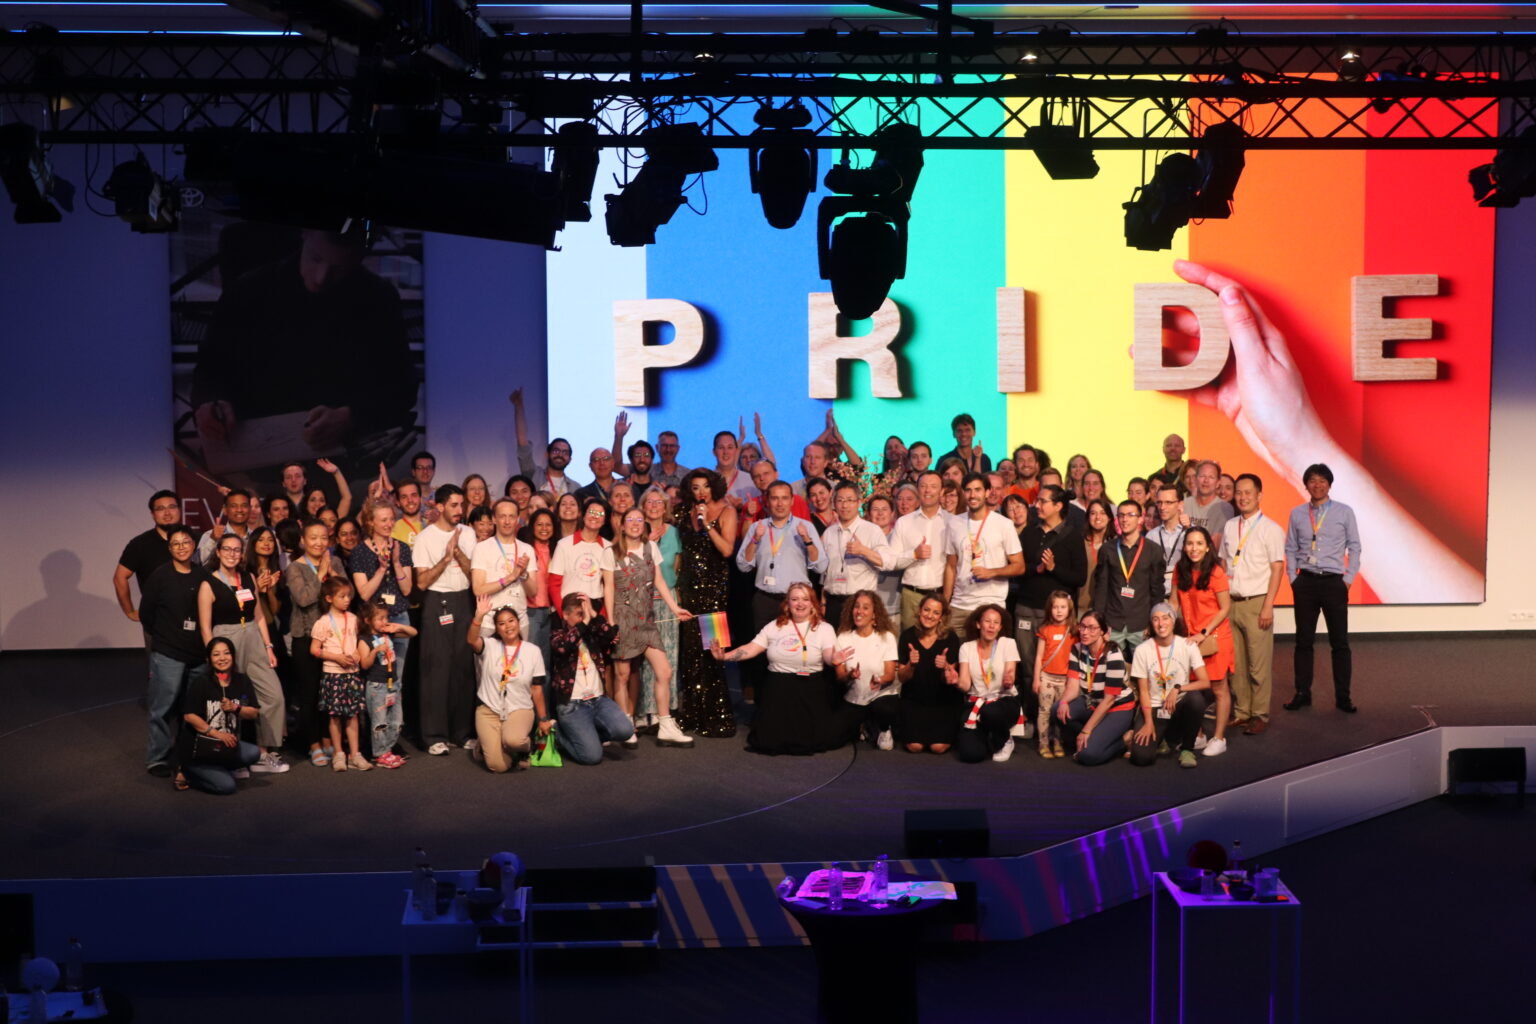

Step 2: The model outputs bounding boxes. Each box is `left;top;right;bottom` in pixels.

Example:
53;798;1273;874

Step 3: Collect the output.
555;696;634;765
184;741;262;795
147;650;194;767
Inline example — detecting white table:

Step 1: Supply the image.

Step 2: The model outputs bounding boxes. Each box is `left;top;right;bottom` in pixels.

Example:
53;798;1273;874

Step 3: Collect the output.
1150;871;1301;1024
399;885;531;1024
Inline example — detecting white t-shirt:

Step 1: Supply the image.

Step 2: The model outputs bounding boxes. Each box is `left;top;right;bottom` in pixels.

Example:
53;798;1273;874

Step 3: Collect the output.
752;619;838;675
945;511;1022;610
549;534;610;599
476;637;545;718
412;524;475;593
835;629;899;705
472;535;537;631
1130;637;1206;708
570;639;604;700
957;637;1020;697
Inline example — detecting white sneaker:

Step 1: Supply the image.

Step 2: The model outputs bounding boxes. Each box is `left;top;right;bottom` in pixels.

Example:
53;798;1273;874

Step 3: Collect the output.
1202;736;1228;757
877;729;894;751
991;738;1016;763
250;751;290;774
1194;732;1209;751
656;716;695;747
462;738;480;752
623;732;640;748
1009;721;1026;738
232;768;250;779
427;742;451;756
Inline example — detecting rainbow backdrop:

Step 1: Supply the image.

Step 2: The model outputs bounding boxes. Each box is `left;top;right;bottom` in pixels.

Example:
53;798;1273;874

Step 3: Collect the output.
546;97;1494;605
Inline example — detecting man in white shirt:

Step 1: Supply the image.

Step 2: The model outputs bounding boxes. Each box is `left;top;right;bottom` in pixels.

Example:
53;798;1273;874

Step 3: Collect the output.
820;480;896;628
943;473;1024;633
1219;473;1287;736
892;470;950;630
412;483;478;755
1148;485;1187;608
471;498;540;636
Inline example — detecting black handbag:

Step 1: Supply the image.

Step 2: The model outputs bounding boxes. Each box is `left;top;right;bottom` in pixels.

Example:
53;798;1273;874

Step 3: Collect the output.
191;732;245;767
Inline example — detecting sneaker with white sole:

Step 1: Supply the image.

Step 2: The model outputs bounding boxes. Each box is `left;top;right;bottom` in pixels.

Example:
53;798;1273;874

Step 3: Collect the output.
877;729;894;751
427;742;451;756
992;738;1016;763
462;738;479;752
250;751;290;774
1178;750;1198;768
656;716;695;747
1202;736;1228;757
623;733;640;748
1194;732;1209;751
232;767;251;779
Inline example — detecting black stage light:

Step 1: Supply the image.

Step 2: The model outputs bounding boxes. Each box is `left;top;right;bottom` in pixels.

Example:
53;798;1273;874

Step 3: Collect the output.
0;123;69;224
104;153;180;233
1337;45;1368;83
1028;123;1099;180
1468;125;1536;208
1191;120;1246;219
552;121;600;225
816;121;924;319
604;123;719;247
1123;152;1202;251
749;102;818;229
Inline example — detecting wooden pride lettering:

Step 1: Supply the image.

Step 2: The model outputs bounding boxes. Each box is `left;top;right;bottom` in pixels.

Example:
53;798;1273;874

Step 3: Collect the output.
612;276;1443;405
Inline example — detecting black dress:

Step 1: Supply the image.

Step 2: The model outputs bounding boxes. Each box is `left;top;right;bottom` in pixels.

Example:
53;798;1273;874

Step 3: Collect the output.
895;627;966;746
675;511;736;737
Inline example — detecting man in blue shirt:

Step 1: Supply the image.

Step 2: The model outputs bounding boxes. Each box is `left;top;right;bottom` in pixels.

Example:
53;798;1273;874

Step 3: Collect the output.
737;480;827;703
1283;463;1363;713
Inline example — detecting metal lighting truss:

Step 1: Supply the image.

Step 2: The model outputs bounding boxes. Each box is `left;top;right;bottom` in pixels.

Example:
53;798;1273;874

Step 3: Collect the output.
4;27;1536;149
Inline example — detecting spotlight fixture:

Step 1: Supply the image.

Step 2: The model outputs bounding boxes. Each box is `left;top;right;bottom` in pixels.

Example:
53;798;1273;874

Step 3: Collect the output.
1122;152;1203;251
817;122;924;319
603;122;719;246
0;123;71;223
1019;49;1040;64
551;121;600;225
748;102;818;229
103;153;180;233
1337;45;1367;83
1190;120;1246;219
1468;125;1536;208
1028;104;1099;180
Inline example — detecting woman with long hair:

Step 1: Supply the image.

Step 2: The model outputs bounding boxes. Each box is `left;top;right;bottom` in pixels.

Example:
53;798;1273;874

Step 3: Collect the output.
1174;525;1234;758
895;594;966;754
834;590;900;749
637;487;683;729
554;492;582;540
602;507;695;747
1078;497;1116;615
518;507;559;671
674;469;739;737
953;604;1022;763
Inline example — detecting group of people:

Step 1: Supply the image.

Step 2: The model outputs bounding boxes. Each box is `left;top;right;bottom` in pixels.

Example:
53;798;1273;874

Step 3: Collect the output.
117;400;1362;793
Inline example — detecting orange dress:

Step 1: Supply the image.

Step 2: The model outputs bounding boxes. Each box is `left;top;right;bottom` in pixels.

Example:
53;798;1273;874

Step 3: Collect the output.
1176;564;1234;680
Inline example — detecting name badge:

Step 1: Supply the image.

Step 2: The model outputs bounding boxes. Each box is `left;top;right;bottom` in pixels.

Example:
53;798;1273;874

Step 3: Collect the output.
1156;706;1172;720
235;588;254;603
832;573;848;586
1018;619;1033;632
438;613;455;626
382;593;396;606
182;618;196;632
1120;586;1136;599
1306;553;1318;564
795;669;811;676
763;574;777;589
385;694;396;708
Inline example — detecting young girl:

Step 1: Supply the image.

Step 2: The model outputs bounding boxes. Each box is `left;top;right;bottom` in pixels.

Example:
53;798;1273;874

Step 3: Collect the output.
357;599;417;769
1032;590;1077;759
954;604;1022;764
310;577;368;772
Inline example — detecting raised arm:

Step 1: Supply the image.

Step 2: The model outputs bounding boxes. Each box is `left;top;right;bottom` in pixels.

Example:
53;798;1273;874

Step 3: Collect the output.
318;458;351;519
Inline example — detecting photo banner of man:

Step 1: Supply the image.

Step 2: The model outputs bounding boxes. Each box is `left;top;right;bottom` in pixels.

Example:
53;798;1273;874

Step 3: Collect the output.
171;206;425;530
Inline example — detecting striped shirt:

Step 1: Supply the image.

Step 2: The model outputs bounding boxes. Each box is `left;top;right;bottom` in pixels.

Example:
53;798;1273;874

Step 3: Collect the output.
1067;641;1132;711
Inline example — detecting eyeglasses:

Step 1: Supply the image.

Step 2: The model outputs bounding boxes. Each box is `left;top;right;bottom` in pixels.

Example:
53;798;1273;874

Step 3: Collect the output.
549;446;572;455
152;503;179;513
1117;512;1142;519
1078;623;1102;632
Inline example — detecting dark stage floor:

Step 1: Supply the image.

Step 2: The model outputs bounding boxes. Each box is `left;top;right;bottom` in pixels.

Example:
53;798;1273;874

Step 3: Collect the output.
3;635;1533;879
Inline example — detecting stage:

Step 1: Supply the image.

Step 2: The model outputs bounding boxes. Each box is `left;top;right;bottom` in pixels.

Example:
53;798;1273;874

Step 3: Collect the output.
4;634;1531;881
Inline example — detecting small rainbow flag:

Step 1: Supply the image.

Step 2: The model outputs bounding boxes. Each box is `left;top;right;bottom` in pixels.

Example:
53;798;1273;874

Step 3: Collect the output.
697;612;731;649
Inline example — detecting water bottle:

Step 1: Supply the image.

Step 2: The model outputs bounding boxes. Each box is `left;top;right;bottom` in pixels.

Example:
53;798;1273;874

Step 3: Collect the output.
416;863;438;920
871;855;889;909
410;847;430;910
775;875;797;900
827;862;844;911
63;937;84;991
1228;840;1246;881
